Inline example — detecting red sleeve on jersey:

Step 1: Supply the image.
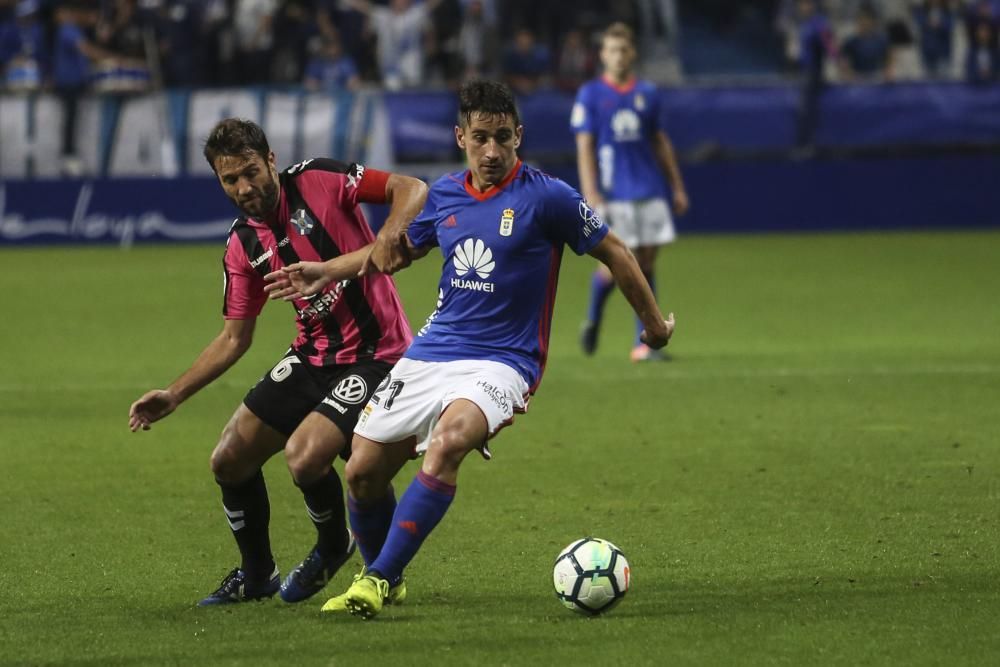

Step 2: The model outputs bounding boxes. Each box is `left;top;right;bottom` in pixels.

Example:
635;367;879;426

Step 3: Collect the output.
356;167;390;204
222;235;267;320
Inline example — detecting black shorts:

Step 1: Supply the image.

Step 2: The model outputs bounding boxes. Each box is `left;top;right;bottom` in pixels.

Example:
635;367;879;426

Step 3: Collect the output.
243;350;393;458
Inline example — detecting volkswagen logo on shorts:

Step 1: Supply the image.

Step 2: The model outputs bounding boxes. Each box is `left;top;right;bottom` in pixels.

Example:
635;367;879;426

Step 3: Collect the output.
333;375;368;404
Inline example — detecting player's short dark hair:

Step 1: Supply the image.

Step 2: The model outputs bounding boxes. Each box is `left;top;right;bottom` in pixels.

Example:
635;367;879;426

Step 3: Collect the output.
203;118;270;172
602;21;636;47
457;79;521;129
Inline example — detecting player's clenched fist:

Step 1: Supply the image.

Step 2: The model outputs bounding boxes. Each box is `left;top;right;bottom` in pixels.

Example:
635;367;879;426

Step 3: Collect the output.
640;312;675;350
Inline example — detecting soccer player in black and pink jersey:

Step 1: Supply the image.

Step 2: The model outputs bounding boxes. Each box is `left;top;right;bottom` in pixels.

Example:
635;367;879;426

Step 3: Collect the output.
128;118;427;606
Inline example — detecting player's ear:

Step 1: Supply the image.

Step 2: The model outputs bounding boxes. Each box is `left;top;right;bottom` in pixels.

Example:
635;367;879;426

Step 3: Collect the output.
514;125;523;149
267;151;277;168
454;125;466;149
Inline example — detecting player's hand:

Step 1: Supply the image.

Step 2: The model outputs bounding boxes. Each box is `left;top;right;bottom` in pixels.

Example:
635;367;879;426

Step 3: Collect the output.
264;262;331;301
673;190;690;217
640;312;675;350
360;229;411;276
129;389;179;432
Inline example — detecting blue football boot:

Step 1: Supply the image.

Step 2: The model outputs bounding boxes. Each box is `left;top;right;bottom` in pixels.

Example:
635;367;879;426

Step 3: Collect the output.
280;536;357;603
197;566;280;606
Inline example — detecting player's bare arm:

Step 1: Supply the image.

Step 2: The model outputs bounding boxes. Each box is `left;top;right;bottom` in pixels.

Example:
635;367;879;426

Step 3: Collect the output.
128;318;256;432
362;173;430;276
653;130;689;216
588;232;674;348
575;132;604;208
268;240;430;301
263;245;373;301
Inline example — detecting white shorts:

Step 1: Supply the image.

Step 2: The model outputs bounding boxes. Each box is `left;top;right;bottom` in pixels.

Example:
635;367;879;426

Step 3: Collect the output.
354;358;530;459
603;198;676;248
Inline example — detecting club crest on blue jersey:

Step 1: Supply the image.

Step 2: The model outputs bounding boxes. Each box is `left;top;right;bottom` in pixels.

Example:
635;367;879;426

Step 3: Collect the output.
499;208;515;237
634;93;645;111
291;208;315;235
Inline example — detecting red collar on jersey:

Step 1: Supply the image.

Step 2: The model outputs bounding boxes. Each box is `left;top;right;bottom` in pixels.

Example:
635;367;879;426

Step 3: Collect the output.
463;159;523;202
601;75;637;94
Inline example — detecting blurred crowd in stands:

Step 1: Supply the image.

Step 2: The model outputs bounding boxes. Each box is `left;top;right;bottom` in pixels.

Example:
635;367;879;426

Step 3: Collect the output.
0;0;659;94
1;0;998;95
779;0;1000;84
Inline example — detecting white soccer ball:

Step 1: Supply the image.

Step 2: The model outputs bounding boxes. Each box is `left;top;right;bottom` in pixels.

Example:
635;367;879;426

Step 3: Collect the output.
552;537;630;615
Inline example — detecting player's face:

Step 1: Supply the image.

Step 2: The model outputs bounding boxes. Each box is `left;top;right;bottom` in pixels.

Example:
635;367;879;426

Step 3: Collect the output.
455;112;523;190
600;36;636;80
214;151;280;220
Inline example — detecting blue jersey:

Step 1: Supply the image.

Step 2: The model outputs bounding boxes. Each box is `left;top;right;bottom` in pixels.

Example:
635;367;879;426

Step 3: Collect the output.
405;161;609;391
570;76;667;201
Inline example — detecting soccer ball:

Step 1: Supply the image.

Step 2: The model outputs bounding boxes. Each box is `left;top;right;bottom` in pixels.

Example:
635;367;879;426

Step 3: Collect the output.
552;537;630;616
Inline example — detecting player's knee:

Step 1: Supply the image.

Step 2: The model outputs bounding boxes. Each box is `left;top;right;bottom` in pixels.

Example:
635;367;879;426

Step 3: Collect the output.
210;438;246;484
211;416;259;483
345;457;382;502
427;425;477;470
285;435;335;486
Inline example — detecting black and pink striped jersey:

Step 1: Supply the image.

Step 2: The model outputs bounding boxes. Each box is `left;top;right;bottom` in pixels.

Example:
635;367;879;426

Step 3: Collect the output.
223;158;412;366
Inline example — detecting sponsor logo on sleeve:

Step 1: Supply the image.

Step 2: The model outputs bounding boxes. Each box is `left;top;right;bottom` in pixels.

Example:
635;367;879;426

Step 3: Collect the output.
347;164;366;189
579;201;604;238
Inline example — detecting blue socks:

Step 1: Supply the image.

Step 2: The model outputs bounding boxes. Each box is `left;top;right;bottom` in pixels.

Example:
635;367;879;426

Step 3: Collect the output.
587;270;614;326
348;487;396;568
368;471;455;584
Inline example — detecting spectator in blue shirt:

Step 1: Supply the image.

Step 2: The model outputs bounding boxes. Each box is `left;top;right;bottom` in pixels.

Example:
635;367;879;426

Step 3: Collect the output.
913;0;954;78
840;6;892;80
794;0;837;149
964;1;999;50
304;34;360;92
53;1;115;174
502;27;550;95
155;0;203;86
967;18;999;83
0;0;47;91
797;0;836;80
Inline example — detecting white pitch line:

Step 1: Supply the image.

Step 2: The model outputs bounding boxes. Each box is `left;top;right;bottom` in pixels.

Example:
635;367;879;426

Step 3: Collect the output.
0;380;253;393
0;364;997;393
558;363;1000;381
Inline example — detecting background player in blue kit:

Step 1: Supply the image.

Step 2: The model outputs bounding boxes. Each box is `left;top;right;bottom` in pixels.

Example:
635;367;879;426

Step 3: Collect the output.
267;79;674;618
571;22;690;362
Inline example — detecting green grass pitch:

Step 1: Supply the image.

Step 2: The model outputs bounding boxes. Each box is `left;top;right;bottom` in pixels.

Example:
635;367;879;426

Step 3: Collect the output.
1;230;999;666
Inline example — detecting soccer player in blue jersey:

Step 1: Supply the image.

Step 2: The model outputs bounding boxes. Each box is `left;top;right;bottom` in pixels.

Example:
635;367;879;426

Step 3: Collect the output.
571;22;689;362
266;79;674;618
